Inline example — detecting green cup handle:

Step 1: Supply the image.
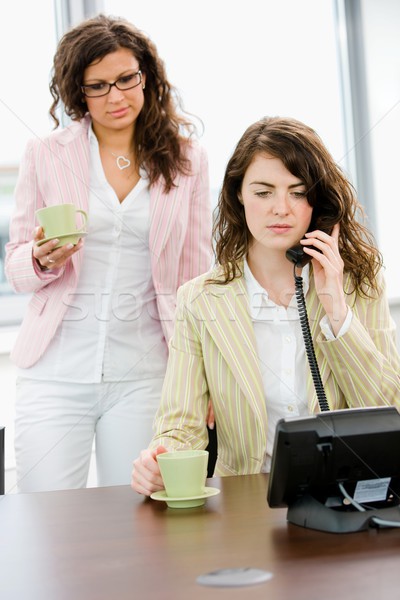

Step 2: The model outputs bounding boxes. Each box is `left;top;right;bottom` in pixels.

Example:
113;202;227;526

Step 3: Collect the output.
76;209;88;232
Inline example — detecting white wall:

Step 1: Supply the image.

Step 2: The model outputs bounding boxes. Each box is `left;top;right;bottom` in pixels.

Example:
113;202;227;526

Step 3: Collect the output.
104;0;345;195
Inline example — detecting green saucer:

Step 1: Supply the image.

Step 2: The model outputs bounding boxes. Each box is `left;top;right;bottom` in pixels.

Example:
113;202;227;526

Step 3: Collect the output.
36;231;87;248
150;486;220;509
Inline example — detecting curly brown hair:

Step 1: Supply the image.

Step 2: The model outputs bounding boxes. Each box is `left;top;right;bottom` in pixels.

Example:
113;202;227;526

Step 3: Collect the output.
212;116;382;296
49;14;200;191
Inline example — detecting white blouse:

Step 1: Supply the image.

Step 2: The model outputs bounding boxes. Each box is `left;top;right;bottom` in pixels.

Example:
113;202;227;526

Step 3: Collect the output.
19;127;168;383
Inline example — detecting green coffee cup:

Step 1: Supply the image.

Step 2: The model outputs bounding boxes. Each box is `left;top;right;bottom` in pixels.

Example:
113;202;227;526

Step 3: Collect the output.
35;203;88;248
157;449;208;498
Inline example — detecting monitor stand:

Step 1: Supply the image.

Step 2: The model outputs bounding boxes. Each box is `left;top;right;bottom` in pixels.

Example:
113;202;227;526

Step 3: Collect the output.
287;494;400;533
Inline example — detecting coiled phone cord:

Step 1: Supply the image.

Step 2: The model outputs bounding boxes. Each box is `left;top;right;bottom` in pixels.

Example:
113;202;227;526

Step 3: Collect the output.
294;266;330;412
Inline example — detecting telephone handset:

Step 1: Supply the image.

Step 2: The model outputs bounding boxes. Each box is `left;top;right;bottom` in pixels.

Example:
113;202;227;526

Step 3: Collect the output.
286;223;333;267
286;243;313;268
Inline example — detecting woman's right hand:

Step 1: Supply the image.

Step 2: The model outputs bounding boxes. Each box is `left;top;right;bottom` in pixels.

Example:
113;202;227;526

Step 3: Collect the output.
32;226;84;271
131;446;168;496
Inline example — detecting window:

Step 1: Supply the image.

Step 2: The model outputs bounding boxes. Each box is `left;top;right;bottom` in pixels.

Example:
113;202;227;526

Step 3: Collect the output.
361;0;400;299
104;0;345;204
0;0;56;320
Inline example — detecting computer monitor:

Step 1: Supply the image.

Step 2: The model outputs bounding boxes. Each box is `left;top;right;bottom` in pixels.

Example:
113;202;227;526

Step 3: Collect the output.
267;406;400;533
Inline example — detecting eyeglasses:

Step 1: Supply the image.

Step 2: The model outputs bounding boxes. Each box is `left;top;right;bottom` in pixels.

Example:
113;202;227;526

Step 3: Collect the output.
81;70;142;98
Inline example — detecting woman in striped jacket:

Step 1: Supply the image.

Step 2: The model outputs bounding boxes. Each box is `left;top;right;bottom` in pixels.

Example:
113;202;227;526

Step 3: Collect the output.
131;116;400;496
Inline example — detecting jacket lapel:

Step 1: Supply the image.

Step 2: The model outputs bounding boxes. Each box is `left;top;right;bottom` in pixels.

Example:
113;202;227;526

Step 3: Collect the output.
55;118;91;276
196;275;267;426
149;176;183;261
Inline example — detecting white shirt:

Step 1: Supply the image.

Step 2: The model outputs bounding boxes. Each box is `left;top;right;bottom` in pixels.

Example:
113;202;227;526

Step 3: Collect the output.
20;126;168;383
243;259;351;472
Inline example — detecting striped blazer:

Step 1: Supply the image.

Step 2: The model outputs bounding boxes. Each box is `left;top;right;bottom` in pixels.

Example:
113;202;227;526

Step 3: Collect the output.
5;116;212;368
151;265;400;476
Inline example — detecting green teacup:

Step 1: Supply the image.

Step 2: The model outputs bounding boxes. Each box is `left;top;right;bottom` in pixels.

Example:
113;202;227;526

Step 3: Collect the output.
157;449;208;499
35;204;88;248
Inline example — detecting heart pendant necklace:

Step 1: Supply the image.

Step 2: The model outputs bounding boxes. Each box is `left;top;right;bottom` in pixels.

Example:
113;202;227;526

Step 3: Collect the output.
111;152;131;171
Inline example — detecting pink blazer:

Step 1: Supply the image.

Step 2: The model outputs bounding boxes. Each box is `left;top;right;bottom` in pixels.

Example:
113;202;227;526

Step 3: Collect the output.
5;117;213;368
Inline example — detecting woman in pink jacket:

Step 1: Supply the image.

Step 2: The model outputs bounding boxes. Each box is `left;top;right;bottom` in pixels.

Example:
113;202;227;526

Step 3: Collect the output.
5;14;212;492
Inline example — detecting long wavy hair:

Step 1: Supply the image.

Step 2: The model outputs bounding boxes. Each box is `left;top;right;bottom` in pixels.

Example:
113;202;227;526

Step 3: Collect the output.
49;14;200;191
212;116;382;296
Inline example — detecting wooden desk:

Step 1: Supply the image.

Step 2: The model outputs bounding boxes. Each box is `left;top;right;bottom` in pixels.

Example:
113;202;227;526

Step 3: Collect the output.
1;474;400;599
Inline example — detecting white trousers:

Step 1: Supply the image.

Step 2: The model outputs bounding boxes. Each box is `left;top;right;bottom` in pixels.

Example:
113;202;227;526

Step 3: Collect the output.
15;376;164;493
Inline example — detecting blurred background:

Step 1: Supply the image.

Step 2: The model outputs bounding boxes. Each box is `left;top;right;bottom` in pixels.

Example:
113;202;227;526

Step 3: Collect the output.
1;0;399;490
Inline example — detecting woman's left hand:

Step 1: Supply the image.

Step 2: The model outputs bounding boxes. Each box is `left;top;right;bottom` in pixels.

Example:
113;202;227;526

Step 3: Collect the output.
32;226;84;271
206;400;215;430
301;223;348;335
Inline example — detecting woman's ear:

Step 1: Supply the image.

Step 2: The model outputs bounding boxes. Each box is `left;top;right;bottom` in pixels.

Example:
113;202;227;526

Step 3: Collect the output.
237;192;243;205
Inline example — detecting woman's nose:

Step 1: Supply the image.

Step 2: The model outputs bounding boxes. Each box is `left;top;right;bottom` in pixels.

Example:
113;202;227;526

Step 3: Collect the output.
272;193;290;216
107;85;125;102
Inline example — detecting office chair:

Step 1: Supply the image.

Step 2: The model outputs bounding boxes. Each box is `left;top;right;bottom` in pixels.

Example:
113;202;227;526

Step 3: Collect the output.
206;425;217;478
